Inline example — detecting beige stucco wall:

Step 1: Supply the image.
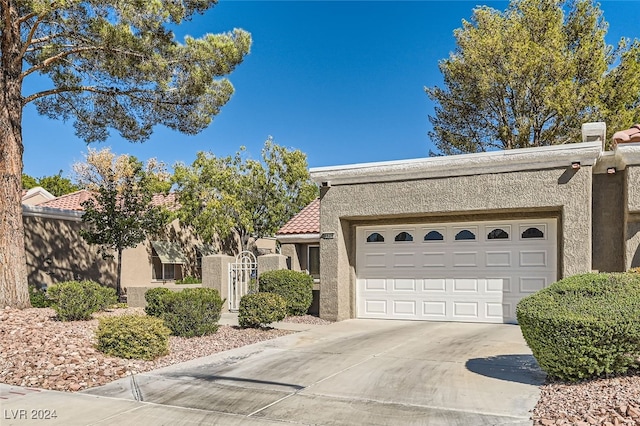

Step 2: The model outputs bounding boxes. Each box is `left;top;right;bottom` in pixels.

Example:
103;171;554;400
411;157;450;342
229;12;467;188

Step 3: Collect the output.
280;244;301;271
23;215;116;288
625;166;640;270
626;220;640;270
318;166;593;321
120;219;217;291
626;166;640;213
24;213;221;297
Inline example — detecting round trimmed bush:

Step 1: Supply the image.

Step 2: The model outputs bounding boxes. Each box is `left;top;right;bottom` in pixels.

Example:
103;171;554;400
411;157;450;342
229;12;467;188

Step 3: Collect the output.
259;269;313;316
96;315;170;360
239;292;287;328
160;288;224;337
517;272;640;381
144;287;172;317
47;280;117;321
29;285;52;308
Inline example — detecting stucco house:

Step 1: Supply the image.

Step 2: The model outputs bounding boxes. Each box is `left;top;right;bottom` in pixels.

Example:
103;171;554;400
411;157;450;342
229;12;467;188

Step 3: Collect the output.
278;123;640;324
21;190;217;295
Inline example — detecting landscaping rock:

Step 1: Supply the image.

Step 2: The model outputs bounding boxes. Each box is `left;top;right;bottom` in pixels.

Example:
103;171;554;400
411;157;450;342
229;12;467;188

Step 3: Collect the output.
0;307;291;392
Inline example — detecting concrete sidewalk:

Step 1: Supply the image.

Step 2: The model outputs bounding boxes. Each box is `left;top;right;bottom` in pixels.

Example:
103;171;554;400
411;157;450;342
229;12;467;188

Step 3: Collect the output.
218;311;326;331
2;320;543;425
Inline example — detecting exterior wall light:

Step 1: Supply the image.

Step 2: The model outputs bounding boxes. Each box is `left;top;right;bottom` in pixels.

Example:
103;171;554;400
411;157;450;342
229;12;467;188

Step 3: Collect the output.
571;162;581;169
607;167;616;174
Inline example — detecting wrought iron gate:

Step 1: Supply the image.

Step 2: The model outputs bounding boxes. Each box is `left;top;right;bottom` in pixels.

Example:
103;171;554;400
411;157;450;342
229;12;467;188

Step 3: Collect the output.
228;251;258;311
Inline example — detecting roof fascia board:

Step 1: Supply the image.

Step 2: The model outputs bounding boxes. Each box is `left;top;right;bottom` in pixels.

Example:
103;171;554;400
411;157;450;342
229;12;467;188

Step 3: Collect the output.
310;141;602;185
22;205;84;221
276;233;320;244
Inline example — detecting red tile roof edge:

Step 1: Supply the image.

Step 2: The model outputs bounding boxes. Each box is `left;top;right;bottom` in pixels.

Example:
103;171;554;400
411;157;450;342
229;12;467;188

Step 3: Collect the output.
613;124;640;146
277;198;320;235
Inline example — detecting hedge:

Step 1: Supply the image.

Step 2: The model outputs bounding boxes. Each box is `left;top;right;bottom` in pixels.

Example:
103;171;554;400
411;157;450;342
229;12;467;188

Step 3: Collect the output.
238;292;287;328
47;280;117;321
517;272;640;381
157;288;224;337
144;287;172;317
259;269;313;316
96;315;170;360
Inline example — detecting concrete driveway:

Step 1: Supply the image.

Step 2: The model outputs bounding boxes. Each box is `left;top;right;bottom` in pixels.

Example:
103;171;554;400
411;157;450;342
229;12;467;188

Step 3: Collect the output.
2;319;545;425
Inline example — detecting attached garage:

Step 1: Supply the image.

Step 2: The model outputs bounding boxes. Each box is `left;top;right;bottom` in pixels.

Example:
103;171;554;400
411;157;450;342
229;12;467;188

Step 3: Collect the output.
306;141;605;322
355;219;557;323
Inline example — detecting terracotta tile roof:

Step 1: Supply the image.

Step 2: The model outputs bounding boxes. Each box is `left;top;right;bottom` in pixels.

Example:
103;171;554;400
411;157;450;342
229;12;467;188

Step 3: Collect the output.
277;198;320;235
39;190;94;211
613;124;640;146
38;190;178;211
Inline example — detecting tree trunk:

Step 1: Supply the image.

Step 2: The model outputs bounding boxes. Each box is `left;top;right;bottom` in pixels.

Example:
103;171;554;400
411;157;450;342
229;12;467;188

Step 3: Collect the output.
116;249;123;299
0;2;30;308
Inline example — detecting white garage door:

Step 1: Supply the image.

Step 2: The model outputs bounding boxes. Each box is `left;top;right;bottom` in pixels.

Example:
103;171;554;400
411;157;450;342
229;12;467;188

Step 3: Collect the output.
356;219;557;323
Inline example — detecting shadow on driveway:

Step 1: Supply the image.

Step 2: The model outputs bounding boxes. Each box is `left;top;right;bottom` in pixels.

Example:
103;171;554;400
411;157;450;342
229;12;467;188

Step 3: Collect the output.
162;372;305;391
465;354;546;385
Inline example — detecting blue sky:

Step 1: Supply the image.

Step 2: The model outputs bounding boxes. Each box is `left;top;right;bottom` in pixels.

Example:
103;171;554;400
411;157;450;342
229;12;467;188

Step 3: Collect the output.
21;1;639;179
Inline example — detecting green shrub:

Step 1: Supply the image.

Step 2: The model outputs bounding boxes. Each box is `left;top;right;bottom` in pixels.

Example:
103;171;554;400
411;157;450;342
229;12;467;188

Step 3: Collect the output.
175;276;201;284
239;292;287;328
517;272;640;382
160;288;224;337
144;287;172;317
259;269;313;316
29;285;52;308
47;280;117;321
96;315;170;360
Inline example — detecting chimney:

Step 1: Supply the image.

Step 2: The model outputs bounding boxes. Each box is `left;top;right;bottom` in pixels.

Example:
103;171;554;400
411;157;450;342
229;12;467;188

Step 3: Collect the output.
581;122;606;150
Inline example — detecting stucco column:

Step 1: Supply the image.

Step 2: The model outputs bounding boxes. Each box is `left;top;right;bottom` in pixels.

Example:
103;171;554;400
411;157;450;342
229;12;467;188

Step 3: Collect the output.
257;254;288;276
202;254;234;312
280;244;301;271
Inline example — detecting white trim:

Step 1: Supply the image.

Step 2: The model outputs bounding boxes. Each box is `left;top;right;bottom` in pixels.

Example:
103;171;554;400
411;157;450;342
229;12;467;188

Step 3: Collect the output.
276;233;320;243
310;142;602;185
21;186;56;204
22;204;83;221
614;143;640;169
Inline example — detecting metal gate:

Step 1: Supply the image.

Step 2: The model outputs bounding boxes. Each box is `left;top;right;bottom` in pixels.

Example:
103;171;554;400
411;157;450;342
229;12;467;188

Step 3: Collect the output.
228;251;258;311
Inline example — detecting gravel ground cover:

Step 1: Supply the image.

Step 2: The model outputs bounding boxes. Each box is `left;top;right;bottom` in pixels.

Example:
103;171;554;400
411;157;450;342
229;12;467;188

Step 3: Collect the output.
4;306;640;425
0;307;302;392
533;375;640;425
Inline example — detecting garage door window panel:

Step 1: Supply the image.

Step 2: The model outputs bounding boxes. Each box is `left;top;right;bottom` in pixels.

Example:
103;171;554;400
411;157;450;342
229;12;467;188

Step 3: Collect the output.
487;227;510;240
454;229;477;241
520;225;546;239
423;230;445;242
366;232;385;243
394;231;414;242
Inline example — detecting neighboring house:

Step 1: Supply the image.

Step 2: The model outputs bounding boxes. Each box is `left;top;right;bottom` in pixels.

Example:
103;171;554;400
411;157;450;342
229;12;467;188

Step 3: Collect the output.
276;198;320;314
280;123;640;324
22;190;217;294
21;186;56;206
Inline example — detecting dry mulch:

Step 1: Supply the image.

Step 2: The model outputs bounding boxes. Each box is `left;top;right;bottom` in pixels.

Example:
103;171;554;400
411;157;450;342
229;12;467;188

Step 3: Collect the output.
0;307;294;392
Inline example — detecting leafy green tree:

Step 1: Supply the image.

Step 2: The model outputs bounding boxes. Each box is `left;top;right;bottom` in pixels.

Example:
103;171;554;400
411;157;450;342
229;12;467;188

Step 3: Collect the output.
21;174;38;190
1;2;250;307
22;170;79;196
173;138;318;252
426;0;640;154
77;149;170;297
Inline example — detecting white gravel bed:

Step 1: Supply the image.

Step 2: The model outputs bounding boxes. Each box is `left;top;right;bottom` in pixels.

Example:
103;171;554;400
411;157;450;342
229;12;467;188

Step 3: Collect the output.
0;307;292;392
